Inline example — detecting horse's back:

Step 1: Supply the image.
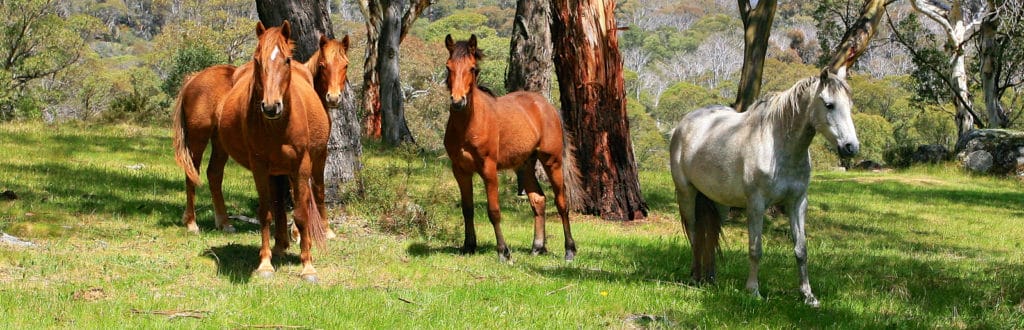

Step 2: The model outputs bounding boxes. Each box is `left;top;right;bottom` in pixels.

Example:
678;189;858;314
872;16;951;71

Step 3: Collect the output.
181;64;236;130
494;91;563;167
671;105;752;207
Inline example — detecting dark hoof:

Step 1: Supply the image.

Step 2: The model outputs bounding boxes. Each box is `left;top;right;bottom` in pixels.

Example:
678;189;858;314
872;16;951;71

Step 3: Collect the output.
498;249;512;264
530;246;548;256
301;273;319;283
459;244;477;255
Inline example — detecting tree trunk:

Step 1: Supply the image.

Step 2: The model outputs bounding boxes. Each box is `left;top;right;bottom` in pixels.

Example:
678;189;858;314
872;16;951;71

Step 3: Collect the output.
909;0;983;139
506;0;553;98
255;0;333;62
256;0;362;202
827;0;888;71
733;0;777;112
359;0;383;139
551;0;648;221
980;0;1007;128
359;0;429;142
378;0;414;146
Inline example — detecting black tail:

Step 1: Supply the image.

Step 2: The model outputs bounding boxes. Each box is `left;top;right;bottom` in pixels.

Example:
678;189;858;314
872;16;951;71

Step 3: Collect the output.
692;192;721;282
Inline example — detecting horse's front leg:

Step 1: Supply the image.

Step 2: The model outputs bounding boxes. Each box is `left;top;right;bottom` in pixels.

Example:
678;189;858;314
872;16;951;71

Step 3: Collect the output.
481;160;511;263
453;169;476;254
252;173;276;278
745;199;766;299
787;193;819;307
208;141;235;233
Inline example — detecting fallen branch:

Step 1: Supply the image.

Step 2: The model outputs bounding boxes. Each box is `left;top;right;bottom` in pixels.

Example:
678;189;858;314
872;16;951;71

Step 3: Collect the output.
236;324;308;329
646;279;704;291
130;309;209;319
396;296;419;305
545;284;575;295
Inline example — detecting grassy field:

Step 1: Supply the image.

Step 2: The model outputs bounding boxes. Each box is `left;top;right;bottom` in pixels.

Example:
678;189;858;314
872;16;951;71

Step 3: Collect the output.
1;122;1022;328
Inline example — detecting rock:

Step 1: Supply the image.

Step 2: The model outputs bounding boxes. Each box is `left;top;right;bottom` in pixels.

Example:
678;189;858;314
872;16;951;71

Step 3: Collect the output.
1;232;35;247
955;129;1024;176
854;160;884;171
965;150;994;173
1;190;16;200
911;144;951;164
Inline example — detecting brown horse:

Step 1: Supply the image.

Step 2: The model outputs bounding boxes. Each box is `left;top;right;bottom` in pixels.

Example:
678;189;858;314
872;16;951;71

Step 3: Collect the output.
172;34;351;241
215;21;329;281
443;34;581;262
172;64;237;233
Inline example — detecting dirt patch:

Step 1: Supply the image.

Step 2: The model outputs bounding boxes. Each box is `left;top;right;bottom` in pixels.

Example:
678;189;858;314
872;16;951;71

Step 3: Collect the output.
822;176;948;186
72;287;106;302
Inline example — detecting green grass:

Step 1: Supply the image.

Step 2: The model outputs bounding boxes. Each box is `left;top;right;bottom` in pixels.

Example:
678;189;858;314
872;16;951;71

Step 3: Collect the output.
1;121;1022;328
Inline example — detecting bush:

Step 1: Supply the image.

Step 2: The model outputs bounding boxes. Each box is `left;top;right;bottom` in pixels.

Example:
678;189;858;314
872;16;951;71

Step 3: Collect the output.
160;42;227;97
852;113;895;163
103;68;168;124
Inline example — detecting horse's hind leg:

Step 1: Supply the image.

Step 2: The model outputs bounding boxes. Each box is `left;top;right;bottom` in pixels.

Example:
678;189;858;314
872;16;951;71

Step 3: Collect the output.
182;136;208;233
517;158;548;256
786;193;819;307
207;141;235;233
541;155;576;261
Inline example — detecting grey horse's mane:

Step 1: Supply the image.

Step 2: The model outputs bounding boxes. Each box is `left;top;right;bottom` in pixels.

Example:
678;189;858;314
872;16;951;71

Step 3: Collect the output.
747;73;850;129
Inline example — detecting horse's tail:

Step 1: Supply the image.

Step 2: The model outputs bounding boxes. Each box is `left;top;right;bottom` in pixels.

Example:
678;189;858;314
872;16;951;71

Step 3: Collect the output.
561;131;585;212
693;191;722;280
172;86;202;186
306;179;327;250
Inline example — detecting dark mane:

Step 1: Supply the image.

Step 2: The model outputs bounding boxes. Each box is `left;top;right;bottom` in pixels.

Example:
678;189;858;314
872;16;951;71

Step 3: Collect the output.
451;41;485;61
477;85;495;97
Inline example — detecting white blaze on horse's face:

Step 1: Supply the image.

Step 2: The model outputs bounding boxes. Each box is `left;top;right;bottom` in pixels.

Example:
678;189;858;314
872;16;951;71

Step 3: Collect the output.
811;68;859;158
254;21;293;120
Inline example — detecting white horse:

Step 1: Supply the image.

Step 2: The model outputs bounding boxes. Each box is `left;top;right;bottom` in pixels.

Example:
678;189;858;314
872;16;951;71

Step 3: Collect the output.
669;67;858;307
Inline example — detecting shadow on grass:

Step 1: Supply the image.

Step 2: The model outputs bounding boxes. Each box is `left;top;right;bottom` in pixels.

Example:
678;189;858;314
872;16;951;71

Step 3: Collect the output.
204;243;302;284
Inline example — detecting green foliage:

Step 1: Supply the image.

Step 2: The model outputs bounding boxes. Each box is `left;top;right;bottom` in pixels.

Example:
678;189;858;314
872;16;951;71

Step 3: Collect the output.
652;81;726;128
160;42;228;97
852;113;895;163
627;98;669;170
421;10;497;42
104;68;168;124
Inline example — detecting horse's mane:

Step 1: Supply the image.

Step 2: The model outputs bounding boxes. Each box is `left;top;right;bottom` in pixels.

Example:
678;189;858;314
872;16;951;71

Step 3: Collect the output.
477;85;496;97
748;73;850;128
304;39;347;78
450;41;485;62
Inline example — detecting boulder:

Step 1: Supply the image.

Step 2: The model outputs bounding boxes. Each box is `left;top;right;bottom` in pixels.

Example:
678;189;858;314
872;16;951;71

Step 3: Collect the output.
853;160;884;171
911;144;951;164
955;129;1024;177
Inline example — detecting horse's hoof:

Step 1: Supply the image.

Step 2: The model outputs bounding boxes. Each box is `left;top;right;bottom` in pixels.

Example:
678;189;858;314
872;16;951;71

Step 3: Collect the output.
804;295;820;308
564;250;575;262
220;225;236;233
301;273;319;283
185;223;199;233
325;228;338;240
255;269;274;279
530;246;548;256
498;252;513;264
459;244;476;255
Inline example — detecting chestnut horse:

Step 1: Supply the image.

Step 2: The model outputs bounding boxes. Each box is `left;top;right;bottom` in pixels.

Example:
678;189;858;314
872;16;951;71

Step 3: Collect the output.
443;34;581;262
215;21;329;281
172;34;351;241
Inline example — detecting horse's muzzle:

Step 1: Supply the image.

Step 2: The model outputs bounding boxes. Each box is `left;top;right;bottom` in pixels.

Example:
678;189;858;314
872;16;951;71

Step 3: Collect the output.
324;93;341;109
838;142;860;158
452;96;468;110
261;101;284;119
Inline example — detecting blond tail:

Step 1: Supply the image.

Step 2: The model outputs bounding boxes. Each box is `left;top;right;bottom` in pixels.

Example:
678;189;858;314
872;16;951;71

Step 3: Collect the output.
306;179;327;250
172;85;202;185
561;132;584;212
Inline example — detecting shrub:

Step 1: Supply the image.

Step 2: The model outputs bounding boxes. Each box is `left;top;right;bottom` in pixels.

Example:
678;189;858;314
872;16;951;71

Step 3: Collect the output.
160;42;227;97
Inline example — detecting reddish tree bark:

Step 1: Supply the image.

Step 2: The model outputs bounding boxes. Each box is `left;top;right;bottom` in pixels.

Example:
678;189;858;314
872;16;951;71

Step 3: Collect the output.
551;0;648;221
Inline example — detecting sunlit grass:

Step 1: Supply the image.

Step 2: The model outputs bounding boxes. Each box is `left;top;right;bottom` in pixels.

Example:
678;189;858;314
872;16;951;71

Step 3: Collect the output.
1;121;1022;328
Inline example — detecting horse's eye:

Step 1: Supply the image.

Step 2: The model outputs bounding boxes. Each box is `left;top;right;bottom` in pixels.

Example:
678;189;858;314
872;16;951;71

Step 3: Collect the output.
470;67;478;74
824;102;835;110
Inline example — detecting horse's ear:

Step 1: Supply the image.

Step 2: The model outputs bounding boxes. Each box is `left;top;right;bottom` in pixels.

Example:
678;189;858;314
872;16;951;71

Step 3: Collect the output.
819;68;830;84
256;21;266;36
319;34;329;49
467;34;478;53
341;35;350;52
445;34;455;53
835;65;848;80
281;20;291;39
